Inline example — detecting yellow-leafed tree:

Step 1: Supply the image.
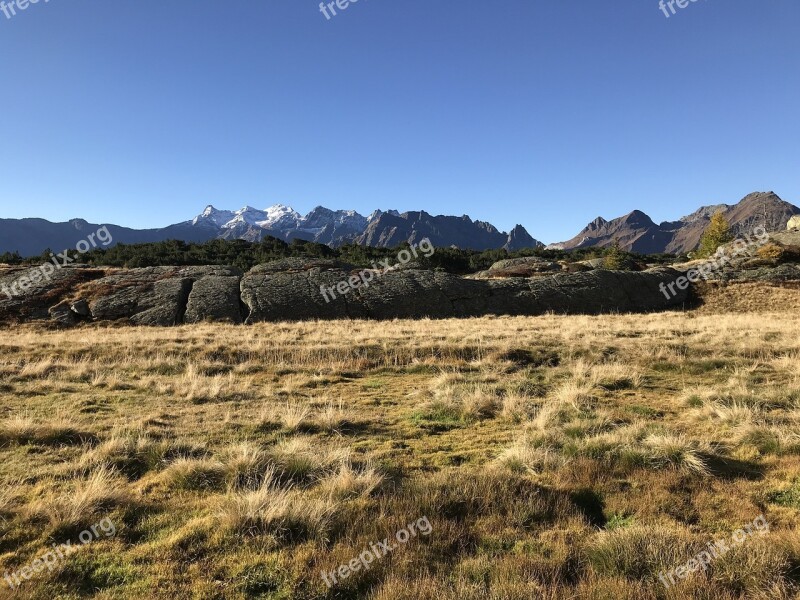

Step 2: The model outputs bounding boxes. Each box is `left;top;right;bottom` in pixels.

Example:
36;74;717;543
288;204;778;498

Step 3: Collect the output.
697;211;733;258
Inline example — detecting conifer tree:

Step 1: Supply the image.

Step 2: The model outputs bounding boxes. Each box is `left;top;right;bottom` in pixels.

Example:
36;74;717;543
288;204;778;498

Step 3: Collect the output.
697;211;733;258
603;238;626;269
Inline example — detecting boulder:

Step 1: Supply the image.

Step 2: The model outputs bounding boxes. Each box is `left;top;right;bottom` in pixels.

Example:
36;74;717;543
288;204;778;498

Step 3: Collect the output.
71;299;91;316
577;258;605;270
0;265;103;323
473;257;562;279
184;275;243;324
48;301;79;326
81;266;240;326
788;215;800;231
241;263;363;321
576;257;642;271
771;231;800;247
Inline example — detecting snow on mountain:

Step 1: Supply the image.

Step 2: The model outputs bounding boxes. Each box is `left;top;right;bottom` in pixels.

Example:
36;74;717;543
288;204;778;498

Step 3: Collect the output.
367;209;400;221
298;207;367;234
187;203;542;250
222;206;271;229
256;204;302;230
192;204;302;232
192;206;236;228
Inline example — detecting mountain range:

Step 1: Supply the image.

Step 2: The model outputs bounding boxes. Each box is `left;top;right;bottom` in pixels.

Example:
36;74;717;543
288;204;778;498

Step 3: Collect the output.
191;204;546;252
0;206;542;257
547;191;799;254
0;191;797;257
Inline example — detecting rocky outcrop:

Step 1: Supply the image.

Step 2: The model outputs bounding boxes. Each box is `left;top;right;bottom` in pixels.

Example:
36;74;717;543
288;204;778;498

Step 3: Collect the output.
1;261;699;327
0;264;103;323
725;264;800;283
769;231;800;247
668;231;800;282
184;275;244;324
79;266;242;326
240;265;690;323
89;274;192;326
788;215;800;231
472;257;562;279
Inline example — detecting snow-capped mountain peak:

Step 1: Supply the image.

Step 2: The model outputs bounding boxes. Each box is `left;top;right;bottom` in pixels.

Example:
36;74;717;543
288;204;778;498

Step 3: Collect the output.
188;203;543;250
221;206;270;229
256;204;302;230
367;209;401;222
192;205;235;228
300;206;366;227
191;204;303;232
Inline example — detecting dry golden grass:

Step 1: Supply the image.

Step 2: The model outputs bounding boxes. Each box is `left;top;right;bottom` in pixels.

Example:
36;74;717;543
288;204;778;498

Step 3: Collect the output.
0;309;799;598
276;400;313;432
217;467;335;541
0;478;22;521
318;458;384;500
695;281;800;313
28;466;129;533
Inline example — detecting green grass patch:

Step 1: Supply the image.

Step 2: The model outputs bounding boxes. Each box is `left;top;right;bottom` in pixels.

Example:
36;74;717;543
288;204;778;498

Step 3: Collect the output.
768;481;800;508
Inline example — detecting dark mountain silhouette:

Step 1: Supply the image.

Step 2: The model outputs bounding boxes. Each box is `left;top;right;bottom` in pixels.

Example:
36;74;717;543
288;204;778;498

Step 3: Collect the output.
2;192;797;258
0;218;217;257
0;206;542;257
549;192;800;255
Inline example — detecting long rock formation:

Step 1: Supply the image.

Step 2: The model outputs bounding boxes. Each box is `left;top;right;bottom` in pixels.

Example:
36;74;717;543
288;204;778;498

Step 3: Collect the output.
0;259;691;327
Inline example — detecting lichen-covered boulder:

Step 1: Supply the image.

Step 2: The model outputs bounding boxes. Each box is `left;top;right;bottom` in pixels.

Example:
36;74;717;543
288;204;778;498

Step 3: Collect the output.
185;275;243;324
80;266;240;326
1;260;697;328
0;265;103;323
473;257;562;279
241;265;691;323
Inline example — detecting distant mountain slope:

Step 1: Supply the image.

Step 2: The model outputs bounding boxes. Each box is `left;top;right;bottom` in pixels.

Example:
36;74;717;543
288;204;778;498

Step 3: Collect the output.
354;210;541;251
0;218;218;257
0;205;542;256
549;192;800;255
3;192;796;257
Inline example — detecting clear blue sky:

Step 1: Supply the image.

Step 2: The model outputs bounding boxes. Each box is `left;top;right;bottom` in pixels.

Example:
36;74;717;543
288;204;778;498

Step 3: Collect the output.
0;0;798;243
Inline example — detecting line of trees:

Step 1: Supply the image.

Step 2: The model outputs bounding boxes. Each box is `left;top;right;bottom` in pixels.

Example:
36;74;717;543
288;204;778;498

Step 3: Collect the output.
1;235;680;274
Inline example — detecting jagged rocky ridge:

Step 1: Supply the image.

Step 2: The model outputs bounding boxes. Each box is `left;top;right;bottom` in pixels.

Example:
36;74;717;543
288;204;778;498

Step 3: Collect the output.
0;206;542;257
1;261;691;326
549;192;800;254
192;205;544;251
3;191;798;257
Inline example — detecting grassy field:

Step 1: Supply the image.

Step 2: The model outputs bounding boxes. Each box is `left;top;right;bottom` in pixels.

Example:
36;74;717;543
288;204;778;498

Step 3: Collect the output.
1;307;800;598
